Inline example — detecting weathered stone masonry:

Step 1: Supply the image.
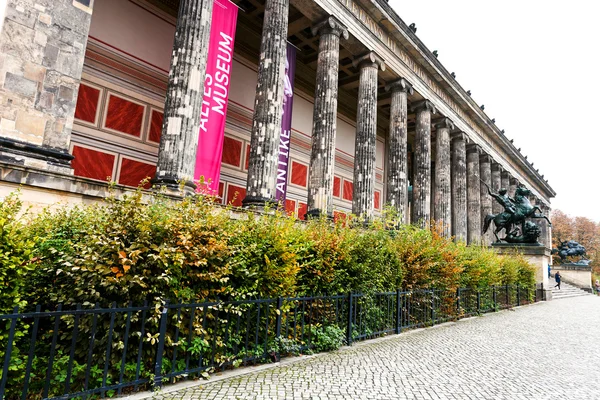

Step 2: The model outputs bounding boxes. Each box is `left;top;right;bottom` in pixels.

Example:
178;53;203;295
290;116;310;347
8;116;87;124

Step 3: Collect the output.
451;132;467;242
307;16;348;217
433;117;453;237
466;143;481;244
411;100;436;228
351;51;384;220
385;78;412;223
479;153;492;244
0;0;93;173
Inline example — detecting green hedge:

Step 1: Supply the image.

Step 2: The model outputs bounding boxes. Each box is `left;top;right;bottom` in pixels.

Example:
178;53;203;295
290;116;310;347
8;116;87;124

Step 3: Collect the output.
0;188;536;309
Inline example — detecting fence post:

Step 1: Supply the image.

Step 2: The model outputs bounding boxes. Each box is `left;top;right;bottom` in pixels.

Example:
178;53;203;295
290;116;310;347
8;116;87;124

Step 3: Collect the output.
456;288;460;314
430;290;435;324
505;284;509;308
153;300;170;389
476;290;481;314
516;284;520;306
395;289;402;334
275;297;283;338
0;306;19;399
346;293;353;346
493;286;497;310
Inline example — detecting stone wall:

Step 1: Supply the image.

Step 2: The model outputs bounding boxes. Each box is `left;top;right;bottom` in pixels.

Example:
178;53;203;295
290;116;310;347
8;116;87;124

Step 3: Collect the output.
0;0;93;172
552;264;592;290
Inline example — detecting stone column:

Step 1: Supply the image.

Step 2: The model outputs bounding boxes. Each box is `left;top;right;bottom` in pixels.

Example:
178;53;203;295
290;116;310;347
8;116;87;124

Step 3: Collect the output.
501;171;510;194
243;0;289;207
433;117;454;237
385;78;413;223
509;177;519;198
479;153;492;245
154;0;215;191
451;132;468;242
466;143;482;244
0;0;94;173
306;17;348;218
491;162;503;214
545;204;553;248
410;100;436;228
351;52;385;219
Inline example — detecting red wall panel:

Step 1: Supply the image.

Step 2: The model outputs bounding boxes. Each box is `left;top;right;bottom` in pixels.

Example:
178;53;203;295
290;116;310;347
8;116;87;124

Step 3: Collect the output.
118;158;156;189
148;110;163;143
105;95;144;137
74;84;100;123
221;136;243;167
72;145;115;181
227;184;246;207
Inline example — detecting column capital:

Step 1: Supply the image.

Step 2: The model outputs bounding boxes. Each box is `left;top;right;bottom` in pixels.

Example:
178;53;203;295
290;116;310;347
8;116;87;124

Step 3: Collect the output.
451;131;467;142
479;152;492;164
411;100;436;115
466;143;481;154
312;16;349;39
433;117;454;130
385;78;413;95
491;161;504;173
352;51;385;70
501;170;511;179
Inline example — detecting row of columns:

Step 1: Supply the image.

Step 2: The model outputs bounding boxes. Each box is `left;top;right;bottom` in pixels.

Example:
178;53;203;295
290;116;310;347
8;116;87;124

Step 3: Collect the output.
154;0;550;246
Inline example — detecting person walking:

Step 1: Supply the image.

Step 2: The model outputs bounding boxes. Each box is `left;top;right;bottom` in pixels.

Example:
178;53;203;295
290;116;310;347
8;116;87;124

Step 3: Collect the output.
548;265;551;279
594;279;600;296
554;271;561;290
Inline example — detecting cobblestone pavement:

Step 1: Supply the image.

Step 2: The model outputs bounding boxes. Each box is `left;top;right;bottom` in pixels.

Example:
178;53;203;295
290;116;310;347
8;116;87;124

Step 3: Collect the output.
152;296;600;400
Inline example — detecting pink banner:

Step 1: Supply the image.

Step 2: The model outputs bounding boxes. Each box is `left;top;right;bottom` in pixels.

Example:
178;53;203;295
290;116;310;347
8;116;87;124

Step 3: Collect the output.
194;0;238;194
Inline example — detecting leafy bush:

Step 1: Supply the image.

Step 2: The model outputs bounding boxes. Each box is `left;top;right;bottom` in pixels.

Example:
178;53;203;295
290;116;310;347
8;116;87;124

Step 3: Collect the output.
309;325;345;353
0;192;35;313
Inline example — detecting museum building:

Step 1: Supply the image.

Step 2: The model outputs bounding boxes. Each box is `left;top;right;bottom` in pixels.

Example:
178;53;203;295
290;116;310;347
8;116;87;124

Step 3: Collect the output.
0;0;555;246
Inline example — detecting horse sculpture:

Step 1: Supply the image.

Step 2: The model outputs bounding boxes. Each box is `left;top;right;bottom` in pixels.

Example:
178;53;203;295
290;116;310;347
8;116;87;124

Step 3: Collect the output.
552;240;589;263
482;186;551;244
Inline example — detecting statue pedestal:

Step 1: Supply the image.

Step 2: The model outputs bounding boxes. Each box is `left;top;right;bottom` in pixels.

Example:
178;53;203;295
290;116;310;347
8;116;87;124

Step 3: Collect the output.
551;263;593;292
491;243;552;301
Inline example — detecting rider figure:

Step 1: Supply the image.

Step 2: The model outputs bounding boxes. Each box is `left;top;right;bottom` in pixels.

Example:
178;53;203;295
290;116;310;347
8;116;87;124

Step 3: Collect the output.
487;187;516;215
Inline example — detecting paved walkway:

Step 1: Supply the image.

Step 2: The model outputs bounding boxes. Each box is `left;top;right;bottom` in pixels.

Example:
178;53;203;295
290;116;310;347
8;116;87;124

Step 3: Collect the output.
152;296;600;400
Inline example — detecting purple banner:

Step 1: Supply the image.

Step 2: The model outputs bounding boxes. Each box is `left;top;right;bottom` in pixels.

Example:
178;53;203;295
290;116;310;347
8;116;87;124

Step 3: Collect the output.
275;44;296;204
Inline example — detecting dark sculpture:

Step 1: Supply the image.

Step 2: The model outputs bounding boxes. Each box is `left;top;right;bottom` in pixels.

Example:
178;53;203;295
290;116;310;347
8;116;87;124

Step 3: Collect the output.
552;240;590;265
482;185;551;244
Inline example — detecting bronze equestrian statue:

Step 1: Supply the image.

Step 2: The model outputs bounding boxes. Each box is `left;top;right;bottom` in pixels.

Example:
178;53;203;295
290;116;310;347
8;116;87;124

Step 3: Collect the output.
552;240;590;265
482;185;551;244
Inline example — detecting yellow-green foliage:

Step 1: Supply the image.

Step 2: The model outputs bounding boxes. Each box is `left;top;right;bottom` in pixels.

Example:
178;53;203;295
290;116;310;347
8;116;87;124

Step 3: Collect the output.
0;192;34;313
0;189;536;306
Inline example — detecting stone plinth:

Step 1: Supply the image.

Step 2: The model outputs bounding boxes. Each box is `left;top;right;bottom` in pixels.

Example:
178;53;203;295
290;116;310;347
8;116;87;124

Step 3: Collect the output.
551;263;592;292
492;243;552;300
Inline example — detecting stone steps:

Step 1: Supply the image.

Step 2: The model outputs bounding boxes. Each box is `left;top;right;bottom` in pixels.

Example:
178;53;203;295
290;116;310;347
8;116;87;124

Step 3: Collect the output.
550;281;591;300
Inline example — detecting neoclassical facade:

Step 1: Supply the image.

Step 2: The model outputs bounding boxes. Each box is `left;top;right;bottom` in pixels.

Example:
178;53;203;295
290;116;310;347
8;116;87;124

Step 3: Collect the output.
0;0;555;246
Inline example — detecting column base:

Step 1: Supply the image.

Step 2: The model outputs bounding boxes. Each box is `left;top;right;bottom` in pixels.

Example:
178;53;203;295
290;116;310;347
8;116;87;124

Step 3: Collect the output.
242;195;276;210
151;176;196;196
305;208;333;220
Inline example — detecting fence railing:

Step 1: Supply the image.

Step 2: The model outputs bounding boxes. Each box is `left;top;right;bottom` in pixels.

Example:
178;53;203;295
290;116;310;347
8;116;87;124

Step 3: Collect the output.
0;284;540;399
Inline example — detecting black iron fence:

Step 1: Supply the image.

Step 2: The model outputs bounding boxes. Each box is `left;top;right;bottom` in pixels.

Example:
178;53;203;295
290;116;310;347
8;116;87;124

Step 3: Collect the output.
0;284;541;399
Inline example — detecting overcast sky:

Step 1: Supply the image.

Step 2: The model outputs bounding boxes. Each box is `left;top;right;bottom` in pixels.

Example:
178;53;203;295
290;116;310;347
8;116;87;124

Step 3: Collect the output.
388;0;600;222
